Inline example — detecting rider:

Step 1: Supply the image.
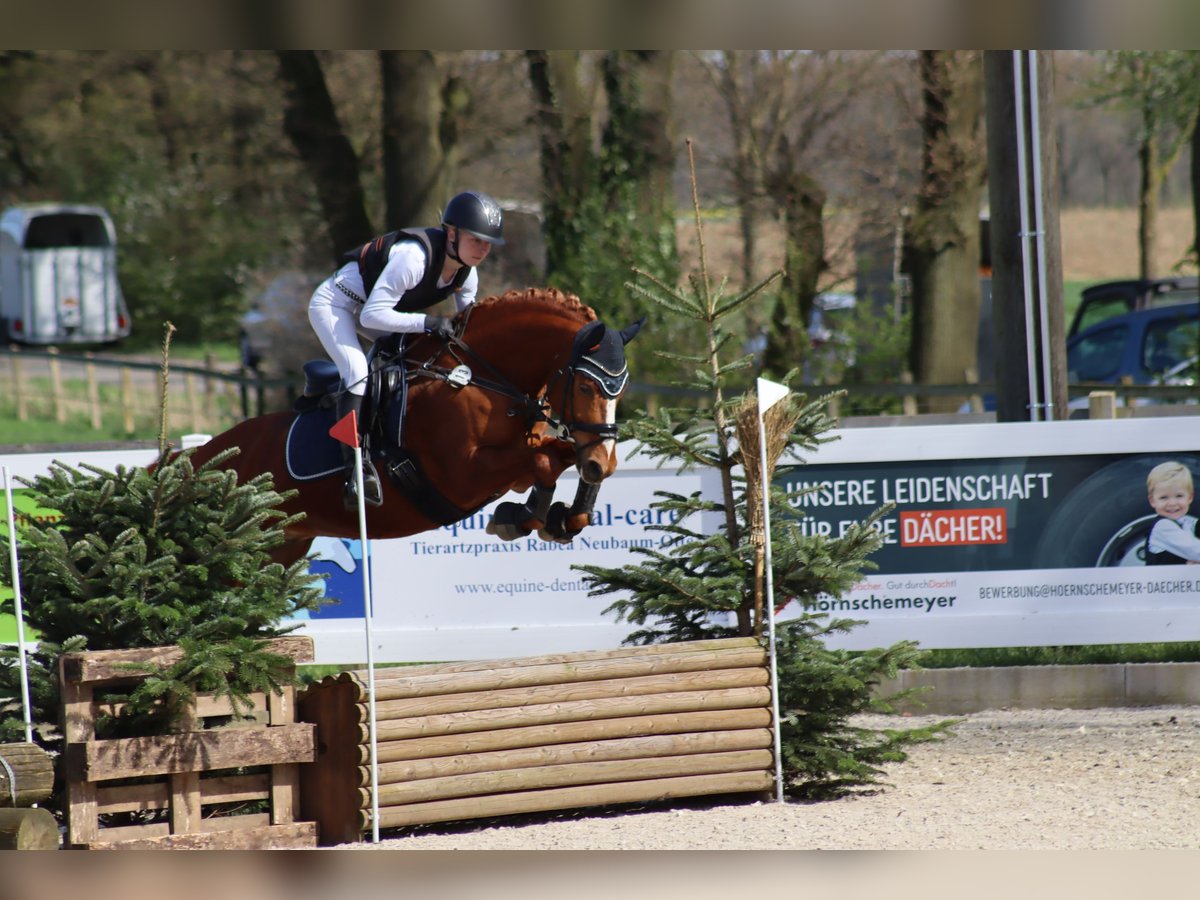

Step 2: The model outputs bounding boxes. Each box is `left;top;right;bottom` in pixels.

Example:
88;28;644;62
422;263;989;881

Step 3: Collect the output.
307;190;505;509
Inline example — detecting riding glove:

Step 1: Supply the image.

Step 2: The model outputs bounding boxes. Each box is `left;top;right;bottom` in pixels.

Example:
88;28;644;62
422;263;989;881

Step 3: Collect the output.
423;315;455;340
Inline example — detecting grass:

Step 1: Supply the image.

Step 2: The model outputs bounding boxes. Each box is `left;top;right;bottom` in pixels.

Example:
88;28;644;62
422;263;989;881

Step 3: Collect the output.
916;643;1200;668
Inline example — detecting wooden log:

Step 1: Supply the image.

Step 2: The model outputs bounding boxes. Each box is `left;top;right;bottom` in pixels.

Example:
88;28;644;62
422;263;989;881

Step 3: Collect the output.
61;636;314;685
371;708;774;764
367;686;771;743
366;728;773;787
368;749;773;808
345;647;768;702
83;821;317;850
0;807;60;850
0;742;55;807
348;637;761;683
362;667;769;722
368;771;776;831
65;722;315;781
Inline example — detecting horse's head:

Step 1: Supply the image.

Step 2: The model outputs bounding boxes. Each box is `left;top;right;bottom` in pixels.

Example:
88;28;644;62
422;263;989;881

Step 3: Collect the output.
552;316;645;484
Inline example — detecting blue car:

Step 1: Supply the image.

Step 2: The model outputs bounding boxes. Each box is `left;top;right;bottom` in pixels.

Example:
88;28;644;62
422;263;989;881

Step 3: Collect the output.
1067;302;1199;388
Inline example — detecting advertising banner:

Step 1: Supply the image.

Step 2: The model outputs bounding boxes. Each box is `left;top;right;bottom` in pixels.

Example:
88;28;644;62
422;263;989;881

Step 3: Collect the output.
774;417;1200;650
288;447;720;663
1;444;717;664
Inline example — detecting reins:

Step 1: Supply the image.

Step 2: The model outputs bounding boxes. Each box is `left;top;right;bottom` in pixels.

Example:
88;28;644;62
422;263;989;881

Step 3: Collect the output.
395;316;609;445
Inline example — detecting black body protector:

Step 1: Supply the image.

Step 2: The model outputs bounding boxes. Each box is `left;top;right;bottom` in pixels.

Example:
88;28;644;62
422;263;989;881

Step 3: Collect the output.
341;227;471;311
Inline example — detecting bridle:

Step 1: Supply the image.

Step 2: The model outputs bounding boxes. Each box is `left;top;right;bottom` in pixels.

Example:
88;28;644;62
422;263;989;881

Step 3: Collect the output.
400;316;626;456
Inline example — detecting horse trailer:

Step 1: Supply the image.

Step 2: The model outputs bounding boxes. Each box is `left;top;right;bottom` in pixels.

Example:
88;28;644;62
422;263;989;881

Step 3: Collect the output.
0;203;133;344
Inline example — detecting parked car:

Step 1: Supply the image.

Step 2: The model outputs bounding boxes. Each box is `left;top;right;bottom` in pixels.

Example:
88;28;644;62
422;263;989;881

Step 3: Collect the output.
1066;302;1199;407
1068;276;1198;338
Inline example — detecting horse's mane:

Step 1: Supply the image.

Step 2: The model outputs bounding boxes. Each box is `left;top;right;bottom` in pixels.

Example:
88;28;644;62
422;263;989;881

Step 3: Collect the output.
467;287;598;324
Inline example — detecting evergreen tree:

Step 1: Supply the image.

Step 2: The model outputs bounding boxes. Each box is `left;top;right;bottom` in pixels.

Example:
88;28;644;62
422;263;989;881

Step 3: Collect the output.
0;326;325;745
575;145;949;800
0;448;325;741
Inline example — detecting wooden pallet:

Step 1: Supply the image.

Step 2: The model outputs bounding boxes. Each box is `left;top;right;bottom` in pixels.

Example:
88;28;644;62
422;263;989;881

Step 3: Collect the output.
60;636;318;849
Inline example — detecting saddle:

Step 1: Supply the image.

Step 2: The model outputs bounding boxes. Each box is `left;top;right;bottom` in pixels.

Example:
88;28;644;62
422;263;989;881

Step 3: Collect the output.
286;340;480;526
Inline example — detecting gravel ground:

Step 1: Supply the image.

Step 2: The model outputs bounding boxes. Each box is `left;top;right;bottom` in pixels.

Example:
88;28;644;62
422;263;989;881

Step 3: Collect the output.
352;705;1200;851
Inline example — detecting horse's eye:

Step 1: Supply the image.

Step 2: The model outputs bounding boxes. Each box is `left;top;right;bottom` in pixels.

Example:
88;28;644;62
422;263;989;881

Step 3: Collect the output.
578;381;594;396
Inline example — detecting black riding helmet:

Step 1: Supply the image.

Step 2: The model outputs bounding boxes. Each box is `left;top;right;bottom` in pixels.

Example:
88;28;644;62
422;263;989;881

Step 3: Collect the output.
441;191;506;246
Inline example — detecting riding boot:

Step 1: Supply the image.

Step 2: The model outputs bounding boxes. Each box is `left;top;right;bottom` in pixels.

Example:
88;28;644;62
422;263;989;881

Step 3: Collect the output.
337;393;383;509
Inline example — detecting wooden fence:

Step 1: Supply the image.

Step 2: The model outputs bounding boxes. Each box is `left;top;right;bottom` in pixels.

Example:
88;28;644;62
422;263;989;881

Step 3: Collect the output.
297;637;775;844
0;345;293;437
3;345;1193;440
59;636;318;849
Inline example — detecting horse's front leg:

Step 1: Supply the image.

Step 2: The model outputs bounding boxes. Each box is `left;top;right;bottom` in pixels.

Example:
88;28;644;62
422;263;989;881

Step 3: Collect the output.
486;484;555;541
538;479;602;544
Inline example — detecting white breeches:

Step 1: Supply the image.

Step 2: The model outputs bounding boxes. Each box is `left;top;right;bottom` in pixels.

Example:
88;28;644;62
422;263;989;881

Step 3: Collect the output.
308;274;372;396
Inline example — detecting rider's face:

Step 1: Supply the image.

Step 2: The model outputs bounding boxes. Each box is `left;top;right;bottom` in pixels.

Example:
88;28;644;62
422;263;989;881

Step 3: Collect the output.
451;229;494;267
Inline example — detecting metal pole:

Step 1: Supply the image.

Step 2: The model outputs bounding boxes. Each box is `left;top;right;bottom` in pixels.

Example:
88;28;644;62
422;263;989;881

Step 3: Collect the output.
352;448;381;843
1028;50;1055;420
2;466;34;743
1012;50;1042;422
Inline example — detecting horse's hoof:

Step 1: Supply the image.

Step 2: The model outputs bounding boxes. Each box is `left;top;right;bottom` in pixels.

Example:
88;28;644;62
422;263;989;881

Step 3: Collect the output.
537;502;579;544
486;518;531;541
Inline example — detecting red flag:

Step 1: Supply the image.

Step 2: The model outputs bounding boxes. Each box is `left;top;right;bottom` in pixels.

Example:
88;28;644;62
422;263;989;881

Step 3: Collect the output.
329;410;359;448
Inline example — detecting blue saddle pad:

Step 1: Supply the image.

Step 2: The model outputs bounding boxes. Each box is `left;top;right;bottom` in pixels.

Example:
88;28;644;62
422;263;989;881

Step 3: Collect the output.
284;406;374;482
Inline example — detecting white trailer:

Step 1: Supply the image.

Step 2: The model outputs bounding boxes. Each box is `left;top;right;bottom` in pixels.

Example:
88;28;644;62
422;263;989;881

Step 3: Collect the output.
0;203;132;344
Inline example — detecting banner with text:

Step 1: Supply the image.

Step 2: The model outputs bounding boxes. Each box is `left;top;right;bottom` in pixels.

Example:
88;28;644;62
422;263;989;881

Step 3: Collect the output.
774;418;1200;649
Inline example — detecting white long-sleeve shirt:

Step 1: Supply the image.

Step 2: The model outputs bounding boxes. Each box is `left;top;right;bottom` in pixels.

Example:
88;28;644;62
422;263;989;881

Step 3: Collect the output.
355;241;477;334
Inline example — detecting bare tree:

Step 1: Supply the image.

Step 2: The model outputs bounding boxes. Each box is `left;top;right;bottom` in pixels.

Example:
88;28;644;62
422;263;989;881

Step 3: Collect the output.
1086;51;1200;279
905;50;986;413
696;51;885;379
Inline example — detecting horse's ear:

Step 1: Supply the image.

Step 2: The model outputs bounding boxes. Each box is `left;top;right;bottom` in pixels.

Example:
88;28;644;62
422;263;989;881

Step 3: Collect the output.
619;316;646;345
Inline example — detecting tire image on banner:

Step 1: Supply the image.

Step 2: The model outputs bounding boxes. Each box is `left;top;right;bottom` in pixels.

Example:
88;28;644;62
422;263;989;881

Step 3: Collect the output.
1035;453;1200;569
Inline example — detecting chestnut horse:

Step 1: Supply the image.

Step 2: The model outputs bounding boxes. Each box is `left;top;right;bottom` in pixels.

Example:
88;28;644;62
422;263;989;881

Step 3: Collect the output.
189;288;643;567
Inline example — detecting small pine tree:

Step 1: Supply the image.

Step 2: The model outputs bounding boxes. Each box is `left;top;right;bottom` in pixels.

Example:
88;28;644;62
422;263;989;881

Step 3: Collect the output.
0;449;325;742
0;324;325;752
575;143;949;800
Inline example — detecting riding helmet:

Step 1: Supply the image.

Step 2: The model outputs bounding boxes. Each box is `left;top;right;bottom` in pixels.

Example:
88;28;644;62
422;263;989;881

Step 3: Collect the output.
441;191;506;245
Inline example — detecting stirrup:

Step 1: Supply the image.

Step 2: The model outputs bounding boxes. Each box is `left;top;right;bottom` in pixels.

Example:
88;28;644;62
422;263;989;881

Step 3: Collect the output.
343;462;383;509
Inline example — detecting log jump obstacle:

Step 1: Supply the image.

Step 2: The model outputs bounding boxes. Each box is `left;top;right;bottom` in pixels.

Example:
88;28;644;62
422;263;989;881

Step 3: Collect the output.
59;636;319;849
0;741;57;849
297;637;775;844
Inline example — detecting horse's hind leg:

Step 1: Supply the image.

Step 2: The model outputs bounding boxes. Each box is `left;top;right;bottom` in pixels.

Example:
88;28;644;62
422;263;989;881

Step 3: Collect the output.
486;485;555;541
538;481;601;544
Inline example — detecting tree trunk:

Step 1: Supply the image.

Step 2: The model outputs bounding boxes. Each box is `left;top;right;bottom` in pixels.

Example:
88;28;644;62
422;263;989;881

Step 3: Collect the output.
526;50;597;277
1192;102;1200;263
275;50;373;263
1138;127;1159;280
906;51;986;414
763;167;825;380
985;51;1066;423
379;51;464;230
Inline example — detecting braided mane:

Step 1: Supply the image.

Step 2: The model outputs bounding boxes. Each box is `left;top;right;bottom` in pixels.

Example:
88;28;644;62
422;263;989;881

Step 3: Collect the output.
468;287;597;324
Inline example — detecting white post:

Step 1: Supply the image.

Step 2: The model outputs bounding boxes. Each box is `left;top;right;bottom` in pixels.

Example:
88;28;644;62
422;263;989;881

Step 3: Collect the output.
2;466;34;743
352;446;381;844
756;378;788;803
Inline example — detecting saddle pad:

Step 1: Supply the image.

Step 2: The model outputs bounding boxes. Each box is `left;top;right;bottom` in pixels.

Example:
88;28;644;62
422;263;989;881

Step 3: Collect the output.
285;406;358;482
